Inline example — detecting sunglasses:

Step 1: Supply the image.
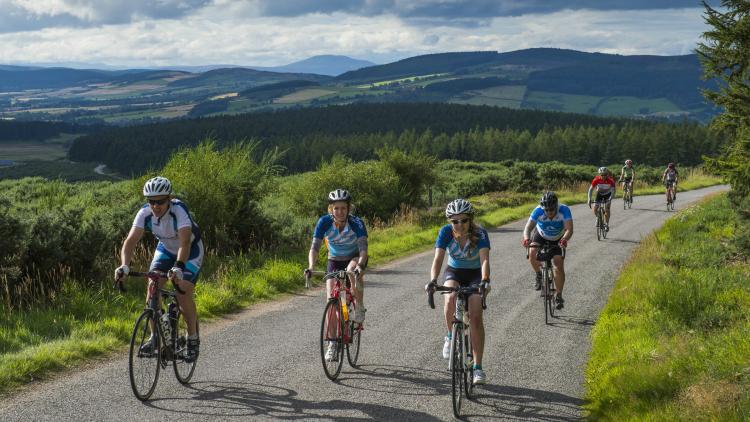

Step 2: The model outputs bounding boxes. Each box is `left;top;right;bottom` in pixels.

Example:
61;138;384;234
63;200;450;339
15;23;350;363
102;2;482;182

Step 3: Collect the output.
449;218;470;225
148;198;169;206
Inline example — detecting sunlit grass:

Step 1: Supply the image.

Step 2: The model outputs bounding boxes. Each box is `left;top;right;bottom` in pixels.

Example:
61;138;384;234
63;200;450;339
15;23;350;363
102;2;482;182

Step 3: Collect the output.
584;193;750;420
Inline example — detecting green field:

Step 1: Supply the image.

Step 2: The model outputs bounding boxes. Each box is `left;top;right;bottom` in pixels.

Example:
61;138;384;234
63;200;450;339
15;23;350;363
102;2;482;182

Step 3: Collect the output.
524;91;682;116
0;141;67;161
596;96;680;115
274;88;337;104
523;91;602;114
450;85;526;108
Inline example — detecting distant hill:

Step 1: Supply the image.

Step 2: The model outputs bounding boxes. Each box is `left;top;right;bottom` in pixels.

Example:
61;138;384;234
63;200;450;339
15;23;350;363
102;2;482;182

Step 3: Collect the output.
251;55;375;76
0;48;719;123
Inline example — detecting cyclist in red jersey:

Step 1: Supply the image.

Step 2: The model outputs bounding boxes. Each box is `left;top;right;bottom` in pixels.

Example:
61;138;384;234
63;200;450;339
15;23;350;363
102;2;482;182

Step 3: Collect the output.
587;167;616;232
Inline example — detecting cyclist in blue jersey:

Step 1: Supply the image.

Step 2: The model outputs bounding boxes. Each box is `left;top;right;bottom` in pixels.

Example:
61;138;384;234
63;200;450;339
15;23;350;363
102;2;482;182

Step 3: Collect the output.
115;176;203;362
427;199;491;385
522;192;573;310
305;189;369;361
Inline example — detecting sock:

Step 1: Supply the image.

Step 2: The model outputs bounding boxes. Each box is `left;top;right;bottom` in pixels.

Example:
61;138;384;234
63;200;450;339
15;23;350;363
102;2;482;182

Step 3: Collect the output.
473;364;482;370
188;334;199;340
446;332;452;339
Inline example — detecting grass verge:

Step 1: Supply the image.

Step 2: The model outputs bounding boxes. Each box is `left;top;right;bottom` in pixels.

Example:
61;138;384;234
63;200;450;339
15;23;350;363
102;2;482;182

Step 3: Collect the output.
0;171;723;396
584;193;750;420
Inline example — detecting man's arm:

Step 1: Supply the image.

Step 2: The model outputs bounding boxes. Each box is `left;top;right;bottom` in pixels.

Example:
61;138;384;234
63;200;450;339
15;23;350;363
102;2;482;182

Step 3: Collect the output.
120;226;144;266
430;248;446;281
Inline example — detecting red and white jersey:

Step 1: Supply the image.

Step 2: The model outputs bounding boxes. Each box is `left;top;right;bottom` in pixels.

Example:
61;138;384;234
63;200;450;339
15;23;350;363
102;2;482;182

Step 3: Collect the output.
591;176;616;194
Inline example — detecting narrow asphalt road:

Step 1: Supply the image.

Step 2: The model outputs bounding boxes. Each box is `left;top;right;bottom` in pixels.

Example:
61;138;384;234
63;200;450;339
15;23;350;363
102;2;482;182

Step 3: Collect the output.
0;185;727;421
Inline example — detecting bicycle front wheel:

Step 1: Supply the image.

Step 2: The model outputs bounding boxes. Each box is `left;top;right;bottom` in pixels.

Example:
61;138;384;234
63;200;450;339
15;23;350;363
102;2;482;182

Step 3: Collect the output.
596;213;602;241
464;329;475;399
173;311;198;384
451;324;465;418
346;301;362;368
320;299;344;380
129;310;160;401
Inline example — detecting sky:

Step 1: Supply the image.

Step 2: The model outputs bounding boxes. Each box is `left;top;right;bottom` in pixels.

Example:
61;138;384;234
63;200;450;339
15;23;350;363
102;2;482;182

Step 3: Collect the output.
0;0;720;68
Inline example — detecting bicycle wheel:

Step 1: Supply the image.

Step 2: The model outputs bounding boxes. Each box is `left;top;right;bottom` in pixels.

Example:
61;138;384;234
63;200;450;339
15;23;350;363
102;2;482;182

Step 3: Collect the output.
450;324;464;418
173;309;198;384
596;212;602;241
464;329;475;399
546;266;555;322
346;300;362;368
129;310;160;401
320;299;344;380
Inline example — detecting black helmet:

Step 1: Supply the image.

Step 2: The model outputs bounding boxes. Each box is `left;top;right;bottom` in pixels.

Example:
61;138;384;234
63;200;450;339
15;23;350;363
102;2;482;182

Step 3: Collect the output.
540;191;558;211
328;188;351;203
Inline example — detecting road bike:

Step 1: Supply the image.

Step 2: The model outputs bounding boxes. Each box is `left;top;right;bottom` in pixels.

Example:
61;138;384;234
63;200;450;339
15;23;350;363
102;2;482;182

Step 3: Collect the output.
594;199;608;241
115;270;198;401
306;269;363;381
426;282;487;418
528;244;566;324
666;182;676;211
621;180;633;209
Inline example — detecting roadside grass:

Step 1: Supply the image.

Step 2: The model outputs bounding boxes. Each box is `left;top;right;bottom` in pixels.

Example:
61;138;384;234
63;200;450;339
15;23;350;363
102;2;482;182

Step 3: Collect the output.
0;170;723;396
584;193;750;420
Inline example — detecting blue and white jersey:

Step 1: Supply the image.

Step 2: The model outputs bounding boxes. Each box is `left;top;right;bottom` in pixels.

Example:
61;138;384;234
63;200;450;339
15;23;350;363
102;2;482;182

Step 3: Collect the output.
132;199;202;257
528;205;572;241
435;224;491;269
313;214;368;259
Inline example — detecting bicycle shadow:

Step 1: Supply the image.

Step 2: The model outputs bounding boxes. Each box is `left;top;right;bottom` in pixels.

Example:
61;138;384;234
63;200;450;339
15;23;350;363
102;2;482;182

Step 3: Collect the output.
465;383;584;421
144;380;442;420
335;364;450;396
544;315;595;332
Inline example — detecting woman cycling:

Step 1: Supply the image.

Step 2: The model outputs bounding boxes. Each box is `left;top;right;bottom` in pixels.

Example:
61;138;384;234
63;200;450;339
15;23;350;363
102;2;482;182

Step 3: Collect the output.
662;162;679;201
427;199;491;385
619;159;635;202
305;189;369;361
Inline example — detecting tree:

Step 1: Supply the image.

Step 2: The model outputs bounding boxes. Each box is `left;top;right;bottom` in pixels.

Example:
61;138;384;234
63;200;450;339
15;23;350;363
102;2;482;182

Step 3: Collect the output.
697;0;750;252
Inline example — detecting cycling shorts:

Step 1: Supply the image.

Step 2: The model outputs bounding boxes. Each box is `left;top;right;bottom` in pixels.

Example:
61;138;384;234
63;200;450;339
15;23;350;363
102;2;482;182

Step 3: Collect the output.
595;192;613;204
150;242;203;283
665;180;676;188
530;228;563;259
444;266;482;289
622;177;632;184
326;256;359;280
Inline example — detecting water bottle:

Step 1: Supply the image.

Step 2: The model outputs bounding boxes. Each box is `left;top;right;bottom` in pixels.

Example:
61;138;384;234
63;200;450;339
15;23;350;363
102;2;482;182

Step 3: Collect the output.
160;311;172;346
168;303;177;333
340;290;349;321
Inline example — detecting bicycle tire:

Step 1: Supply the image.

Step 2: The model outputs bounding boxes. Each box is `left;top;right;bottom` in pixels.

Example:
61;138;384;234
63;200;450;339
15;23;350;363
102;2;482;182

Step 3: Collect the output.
129;310;160;401
450;324;464;418
546;265;555;322
320;299;345;380
173;310;198;384
346;299;362;368
596;211;602;241
464;329;474;399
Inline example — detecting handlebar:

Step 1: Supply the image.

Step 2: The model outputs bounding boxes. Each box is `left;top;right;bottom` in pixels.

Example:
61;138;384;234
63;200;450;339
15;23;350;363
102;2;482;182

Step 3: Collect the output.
114;270;185;295
426;283;487;311
305;269;359;280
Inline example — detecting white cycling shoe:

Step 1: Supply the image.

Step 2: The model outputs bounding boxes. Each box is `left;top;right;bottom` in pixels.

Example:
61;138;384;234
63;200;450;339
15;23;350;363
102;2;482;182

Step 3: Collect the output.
472;369;487;385
325;342;337;361
442;336;451;359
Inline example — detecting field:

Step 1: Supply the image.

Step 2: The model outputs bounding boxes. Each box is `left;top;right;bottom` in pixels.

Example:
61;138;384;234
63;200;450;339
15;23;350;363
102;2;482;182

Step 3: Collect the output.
449;85;526;108
0;139;72;161
523;91;602;114
596;96;680;115
274;88;336;104
524;91;683;117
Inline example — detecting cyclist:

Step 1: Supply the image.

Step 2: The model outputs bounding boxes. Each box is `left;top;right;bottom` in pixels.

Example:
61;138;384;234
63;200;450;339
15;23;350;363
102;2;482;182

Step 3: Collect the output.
305;189;369;362
587;167;616;232
522;192;573;309
662;162;679;201
619;159;635;203
115;176;203;363
427;199;491;385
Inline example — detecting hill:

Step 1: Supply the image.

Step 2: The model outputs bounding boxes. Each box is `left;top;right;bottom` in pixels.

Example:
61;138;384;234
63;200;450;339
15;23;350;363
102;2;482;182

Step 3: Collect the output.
251;55;375;76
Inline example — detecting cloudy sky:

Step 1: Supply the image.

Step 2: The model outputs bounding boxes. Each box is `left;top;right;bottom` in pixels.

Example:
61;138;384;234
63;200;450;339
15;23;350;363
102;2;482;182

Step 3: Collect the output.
0;0;718;67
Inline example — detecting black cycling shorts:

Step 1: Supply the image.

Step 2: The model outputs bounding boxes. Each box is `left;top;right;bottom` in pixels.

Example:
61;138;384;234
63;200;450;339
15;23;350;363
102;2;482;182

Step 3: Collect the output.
444;266;482;289
595;191;613;204
530;228;563;259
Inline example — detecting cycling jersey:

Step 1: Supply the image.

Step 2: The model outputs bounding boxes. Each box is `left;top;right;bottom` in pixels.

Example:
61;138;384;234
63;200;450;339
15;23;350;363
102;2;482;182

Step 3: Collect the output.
312;214;368;260
435;224;490;269
664;168;678;181
591;176;617;194
621;166;634;179
528;205;573;241
132;199;204;281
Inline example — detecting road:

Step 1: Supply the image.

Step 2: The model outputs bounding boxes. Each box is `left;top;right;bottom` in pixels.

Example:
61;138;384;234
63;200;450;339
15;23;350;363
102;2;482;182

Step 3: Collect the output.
0;185;727;421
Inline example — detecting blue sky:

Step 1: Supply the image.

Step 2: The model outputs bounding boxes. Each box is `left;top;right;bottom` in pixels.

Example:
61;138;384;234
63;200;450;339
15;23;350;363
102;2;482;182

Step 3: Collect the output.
0;0;719;67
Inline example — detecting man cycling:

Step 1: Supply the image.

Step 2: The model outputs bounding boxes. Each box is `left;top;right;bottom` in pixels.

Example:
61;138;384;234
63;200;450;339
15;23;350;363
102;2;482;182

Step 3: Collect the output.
427;199;491;385
662;162;679;201
305;189;369;362
588;167;616;232
115;176;203;363
522;192;573;309
619;159;635;202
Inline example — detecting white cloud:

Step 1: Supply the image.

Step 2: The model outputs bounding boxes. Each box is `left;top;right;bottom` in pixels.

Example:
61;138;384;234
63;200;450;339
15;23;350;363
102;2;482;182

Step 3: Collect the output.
0;7;709;67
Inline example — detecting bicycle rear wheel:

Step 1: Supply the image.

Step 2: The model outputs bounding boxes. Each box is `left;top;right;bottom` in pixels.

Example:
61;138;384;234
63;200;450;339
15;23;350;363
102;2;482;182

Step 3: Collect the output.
346;300;362;368
173;310;198;384
596;213;602;241
320;299;344;380
464;329;475;399
129;310;160;401
545;266;555;322
450;324;465;418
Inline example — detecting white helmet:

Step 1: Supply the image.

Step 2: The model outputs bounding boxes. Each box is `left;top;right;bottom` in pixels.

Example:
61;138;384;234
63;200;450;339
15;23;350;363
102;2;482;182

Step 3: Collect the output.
598;167;608;176
143;176;172;197
328;188;351;203
445;198;474;218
